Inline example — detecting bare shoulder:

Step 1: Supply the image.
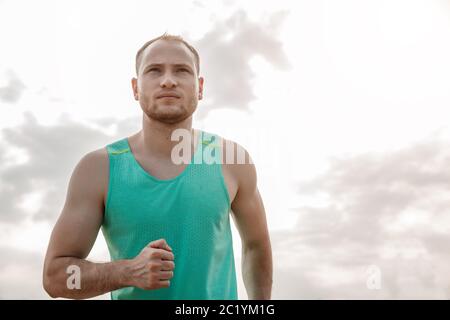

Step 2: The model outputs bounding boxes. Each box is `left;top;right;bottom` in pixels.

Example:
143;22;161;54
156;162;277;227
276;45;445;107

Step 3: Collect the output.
78;147;109;169
220;136;257;197
68;147;109;208
75;147;109;180
220;136;255;169
47;147;109;260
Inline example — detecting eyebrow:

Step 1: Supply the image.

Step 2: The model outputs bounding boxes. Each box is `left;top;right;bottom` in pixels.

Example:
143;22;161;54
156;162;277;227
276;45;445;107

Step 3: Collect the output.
143;63;193;71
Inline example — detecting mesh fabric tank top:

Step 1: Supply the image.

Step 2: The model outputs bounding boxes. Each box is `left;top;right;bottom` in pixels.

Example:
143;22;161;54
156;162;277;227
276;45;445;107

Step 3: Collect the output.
101;129;238;300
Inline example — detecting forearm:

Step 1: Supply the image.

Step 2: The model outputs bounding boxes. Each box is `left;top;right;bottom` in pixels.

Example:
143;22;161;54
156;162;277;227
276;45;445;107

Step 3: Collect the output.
43;257;131;299
241;244;273;300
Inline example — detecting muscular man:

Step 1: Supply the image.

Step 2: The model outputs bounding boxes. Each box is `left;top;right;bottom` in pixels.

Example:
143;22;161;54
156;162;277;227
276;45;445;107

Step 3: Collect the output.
42;33;272;300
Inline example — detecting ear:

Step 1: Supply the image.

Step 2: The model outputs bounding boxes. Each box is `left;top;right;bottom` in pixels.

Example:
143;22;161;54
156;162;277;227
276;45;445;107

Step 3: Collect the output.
131;77;139;100
198;77;204;100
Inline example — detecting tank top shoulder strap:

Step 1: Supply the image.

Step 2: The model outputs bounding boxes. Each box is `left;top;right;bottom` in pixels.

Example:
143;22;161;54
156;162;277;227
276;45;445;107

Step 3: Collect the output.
196;129;223;165
106;138;130;156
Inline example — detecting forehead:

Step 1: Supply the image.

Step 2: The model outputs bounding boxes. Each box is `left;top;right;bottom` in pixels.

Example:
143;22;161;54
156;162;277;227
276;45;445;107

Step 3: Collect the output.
141;40;195;68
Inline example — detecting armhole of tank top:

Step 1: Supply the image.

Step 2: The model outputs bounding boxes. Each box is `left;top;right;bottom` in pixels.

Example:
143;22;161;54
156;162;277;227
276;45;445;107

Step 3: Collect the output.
217;136;232;213
104;145;114;221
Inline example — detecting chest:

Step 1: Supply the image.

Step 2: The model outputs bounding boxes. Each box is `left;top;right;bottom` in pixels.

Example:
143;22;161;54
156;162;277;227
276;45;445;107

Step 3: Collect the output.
137;152;239;200
103;153;239;209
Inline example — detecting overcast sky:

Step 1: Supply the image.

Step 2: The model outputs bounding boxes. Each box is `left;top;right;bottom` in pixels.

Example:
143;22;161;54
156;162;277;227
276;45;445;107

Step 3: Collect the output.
1;0;450;299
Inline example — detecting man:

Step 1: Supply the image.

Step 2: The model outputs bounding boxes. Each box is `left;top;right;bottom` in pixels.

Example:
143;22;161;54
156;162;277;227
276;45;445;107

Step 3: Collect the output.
43;33;272;300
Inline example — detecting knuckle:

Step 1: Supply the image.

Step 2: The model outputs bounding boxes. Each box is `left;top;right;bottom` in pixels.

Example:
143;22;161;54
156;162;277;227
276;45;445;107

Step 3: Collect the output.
152;250;162;258
144;248;153;259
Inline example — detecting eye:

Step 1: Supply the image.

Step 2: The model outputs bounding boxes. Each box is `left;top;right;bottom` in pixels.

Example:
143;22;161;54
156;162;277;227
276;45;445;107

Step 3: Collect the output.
178;68;190;73
148;68;159;73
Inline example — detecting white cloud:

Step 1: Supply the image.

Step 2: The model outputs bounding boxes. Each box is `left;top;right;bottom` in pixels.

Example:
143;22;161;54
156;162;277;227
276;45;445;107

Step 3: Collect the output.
0;111;139;223
271;131;450;299
1;0;450;299
0;70;26;103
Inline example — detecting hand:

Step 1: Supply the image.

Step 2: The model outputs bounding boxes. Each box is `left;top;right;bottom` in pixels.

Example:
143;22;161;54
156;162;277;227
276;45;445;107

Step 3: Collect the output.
127;238;175;290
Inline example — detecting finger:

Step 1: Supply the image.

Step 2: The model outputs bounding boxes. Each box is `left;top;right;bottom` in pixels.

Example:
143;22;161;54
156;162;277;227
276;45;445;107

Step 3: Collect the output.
148;238;167;248
161;260;175;271
157;280;171;289
164;241;172;251
159;271;174;280
152;248;174;261
148;239;172;252
159;249;175;261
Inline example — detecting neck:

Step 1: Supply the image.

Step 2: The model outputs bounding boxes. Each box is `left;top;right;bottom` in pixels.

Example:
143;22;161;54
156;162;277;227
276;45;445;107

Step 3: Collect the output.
137;114;194;160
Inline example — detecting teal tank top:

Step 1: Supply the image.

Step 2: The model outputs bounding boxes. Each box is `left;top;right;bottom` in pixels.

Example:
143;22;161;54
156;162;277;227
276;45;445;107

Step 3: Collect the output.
101;129;238;300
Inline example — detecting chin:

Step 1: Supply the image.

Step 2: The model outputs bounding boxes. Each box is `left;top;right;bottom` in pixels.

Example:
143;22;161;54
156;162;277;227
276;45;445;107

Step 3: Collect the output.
145;103;196;124
146;111;190;124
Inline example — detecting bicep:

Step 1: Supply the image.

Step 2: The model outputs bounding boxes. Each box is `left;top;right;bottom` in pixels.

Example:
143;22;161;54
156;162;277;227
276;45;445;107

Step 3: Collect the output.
45;150;108;260
230;161;270;250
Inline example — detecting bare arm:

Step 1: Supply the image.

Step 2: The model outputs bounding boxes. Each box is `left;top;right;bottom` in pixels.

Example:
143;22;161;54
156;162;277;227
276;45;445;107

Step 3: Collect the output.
227;145;273;300
42;149;174;299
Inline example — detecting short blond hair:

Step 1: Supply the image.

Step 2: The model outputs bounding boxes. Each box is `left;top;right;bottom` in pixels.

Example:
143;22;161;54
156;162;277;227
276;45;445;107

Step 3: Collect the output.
135;32;200;76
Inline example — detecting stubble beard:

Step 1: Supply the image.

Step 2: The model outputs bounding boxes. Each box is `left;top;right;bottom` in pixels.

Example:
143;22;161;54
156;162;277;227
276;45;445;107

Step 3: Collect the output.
143;95;198;125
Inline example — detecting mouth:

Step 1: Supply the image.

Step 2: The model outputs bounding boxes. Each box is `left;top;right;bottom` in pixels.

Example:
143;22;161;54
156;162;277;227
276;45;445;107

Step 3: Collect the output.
157;92;181;99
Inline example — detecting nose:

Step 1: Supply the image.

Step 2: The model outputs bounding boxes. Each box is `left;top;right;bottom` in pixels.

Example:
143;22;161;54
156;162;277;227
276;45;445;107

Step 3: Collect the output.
160;75;177;88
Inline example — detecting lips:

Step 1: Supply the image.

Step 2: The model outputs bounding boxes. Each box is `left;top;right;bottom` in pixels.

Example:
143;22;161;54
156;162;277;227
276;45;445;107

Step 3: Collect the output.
157;93;180;99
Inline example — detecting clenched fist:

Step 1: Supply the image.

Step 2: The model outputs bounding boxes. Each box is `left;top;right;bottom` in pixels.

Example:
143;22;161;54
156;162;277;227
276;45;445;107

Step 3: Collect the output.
126;239;175;290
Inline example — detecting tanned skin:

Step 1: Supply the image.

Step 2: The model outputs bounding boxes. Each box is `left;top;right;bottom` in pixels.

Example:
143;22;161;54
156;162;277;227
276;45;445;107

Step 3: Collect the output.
43;39;272;299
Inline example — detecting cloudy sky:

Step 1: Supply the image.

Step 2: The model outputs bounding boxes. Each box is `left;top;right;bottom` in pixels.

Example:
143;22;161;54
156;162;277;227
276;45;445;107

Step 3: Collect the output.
1;0;450;299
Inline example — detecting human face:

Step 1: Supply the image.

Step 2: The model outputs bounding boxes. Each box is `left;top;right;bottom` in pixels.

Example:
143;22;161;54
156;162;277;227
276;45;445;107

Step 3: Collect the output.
131;40;204;124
